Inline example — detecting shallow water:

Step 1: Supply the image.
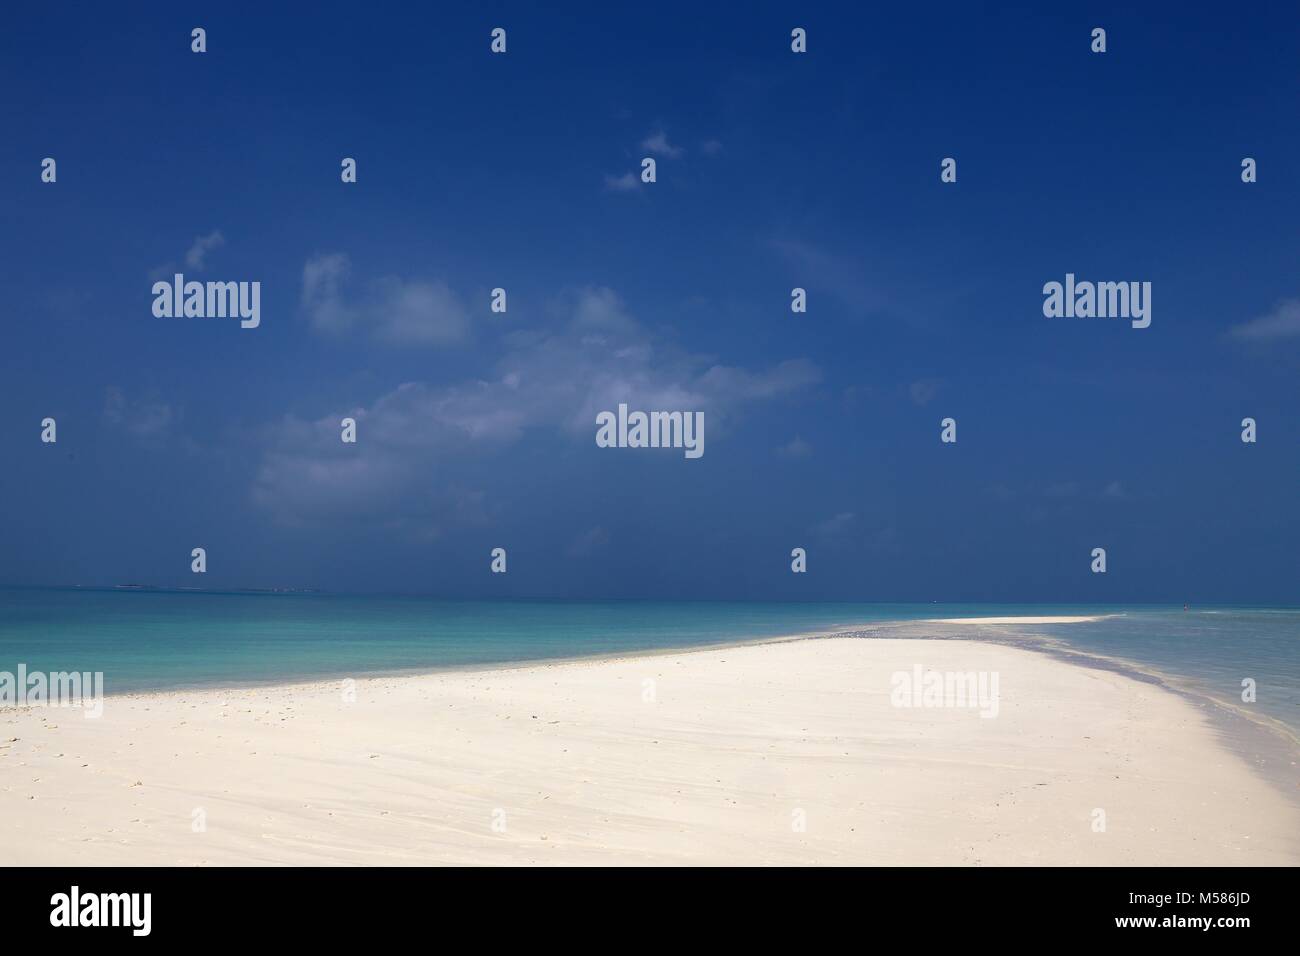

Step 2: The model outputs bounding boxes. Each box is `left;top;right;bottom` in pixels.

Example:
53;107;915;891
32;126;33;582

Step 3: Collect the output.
1;590;1295;736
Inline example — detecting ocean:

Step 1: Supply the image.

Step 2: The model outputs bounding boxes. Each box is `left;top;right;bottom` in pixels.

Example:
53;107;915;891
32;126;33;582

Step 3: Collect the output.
1;588;1296;733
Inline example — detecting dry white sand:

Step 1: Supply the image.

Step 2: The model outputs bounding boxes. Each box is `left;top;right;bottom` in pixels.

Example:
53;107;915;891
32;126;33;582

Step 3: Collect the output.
928;615;1108;625
1;633;1295;866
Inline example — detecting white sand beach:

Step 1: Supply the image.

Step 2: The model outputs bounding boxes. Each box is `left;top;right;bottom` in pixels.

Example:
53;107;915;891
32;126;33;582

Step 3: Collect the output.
1;626;1295;866
927;615;1109;625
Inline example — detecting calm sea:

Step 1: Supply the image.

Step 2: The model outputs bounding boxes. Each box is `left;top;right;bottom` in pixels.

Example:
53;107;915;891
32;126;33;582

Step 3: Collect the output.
1;589;1296;732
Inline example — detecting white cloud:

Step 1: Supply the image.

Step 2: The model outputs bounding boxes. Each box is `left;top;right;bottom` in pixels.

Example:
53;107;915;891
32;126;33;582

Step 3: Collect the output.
254;287;821;525
1229;299;1300;341
300;252;469;346
185;230;225;270
771;238;879;315
641;130;683;158
147;229;224;279
813;512;856;538
571;285;639;334
103;387;179;442
908;379;941;407
694;359;821;403
301;253;354;333
603;172;640;192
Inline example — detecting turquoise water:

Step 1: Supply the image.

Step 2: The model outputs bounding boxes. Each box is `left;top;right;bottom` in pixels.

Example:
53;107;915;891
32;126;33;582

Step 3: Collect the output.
1;589;1296;732
1014;609;1300;735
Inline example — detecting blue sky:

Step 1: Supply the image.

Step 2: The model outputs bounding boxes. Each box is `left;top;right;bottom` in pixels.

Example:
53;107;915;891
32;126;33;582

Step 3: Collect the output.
2;2;1297;602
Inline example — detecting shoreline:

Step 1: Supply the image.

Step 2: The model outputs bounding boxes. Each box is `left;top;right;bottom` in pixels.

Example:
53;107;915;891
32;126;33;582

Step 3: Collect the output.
871;620;1300;806
16;614;1298;794
2;621;1296;866
29;614;1300;775
71;615;1120;700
